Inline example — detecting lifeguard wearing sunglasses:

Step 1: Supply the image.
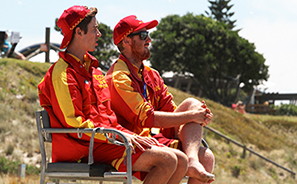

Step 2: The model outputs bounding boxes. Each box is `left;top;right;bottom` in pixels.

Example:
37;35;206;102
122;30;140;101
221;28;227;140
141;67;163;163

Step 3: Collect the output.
113;15;158;45
107;14;216;184
128;31;149;40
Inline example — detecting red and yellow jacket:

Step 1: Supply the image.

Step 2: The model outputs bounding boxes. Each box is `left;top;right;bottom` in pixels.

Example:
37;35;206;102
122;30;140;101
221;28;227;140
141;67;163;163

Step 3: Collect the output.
38;51;132;163
105;54;177;136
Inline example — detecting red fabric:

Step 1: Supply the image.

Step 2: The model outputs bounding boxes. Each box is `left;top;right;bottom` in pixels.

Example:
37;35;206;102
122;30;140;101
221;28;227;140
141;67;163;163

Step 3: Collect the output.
57;6;90;49
153;133;182;150
232;103;237;109
113;15;158;45
105;54;176;135
105;54;181;151
38;52;145;174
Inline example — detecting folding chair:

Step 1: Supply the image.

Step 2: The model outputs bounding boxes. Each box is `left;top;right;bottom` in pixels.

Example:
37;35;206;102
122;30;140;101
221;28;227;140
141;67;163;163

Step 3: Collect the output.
35;110;133;184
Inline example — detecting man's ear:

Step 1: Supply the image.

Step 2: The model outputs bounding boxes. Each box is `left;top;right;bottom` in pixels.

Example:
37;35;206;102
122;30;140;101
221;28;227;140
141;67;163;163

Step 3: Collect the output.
75;27;83;37
122;37;131;45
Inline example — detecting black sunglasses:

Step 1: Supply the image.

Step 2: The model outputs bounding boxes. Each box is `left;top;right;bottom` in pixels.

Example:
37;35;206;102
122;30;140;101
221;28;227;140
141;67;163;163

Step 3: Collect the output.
129;31;149;40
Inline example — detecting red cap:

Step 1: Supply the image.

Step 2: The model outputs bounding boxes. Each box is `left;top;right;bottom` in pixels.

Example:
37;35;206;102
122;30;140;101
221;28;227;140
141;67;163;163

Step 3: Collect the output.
57;5;90;49
113;15;158;45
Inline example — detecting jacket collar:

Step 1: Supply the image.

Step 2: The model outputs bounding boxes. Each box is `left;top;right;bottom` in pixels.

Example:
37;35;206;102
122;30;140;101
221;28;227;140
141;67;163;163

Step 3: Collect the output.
119;54;142;82
59;51;99;78
118;54;153;89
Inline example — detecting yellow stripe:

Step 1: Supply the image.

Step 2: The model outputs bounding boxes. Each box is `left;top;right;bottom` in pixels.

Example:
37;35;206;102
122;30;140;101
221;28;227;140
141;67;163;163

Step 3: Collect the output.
169;140;179;149
52;58;77;125
111;149;127;170
114;157;124;170
39;77;45;85
113;60;150;127
52;58;106;140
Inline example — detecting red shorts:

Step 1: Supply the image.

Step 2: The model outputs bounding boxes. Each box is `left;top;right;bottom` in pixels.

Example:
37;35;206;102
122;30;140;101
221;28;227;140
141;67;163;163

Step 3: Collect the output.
52;135;148;180
91;143;147;181
153;127;182;150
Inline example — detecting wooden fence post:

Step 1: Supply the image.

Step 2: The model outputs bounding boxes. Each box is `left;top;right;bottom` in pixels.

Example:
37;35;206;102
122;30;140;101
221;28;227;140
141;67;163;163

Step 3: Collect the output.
45;27;50;63
242;145;246;159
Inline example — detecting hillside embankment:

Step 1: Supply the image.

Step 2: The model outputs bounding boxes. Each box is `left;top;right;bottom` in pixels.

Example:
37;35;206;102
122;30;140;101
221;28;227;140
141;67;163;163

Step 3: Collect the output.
0;58;296;183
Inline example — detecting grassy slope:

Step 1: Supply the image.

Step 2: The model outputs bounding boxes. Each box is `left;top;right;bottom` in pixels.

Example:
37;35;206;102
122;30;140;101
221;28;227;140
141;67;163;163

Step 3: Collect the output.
0;59;51;158
0;58;296;183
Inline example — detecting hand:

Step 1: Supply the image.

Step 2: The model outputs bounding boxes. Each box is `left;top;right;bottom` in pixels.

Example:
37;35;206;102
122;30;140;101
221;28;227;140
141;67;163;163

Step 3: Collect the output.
203;110;213;126
202;101;213;126
192;100;213;126
123;133;161;153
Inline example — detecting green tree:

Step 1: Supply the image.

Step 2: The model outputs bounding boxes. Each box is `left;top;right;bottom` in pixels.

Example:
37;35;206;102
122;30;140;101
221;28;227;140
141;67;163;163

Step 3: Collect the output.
54;18;61;33
150;13;269;106
205;0;237;30
54;18;118;69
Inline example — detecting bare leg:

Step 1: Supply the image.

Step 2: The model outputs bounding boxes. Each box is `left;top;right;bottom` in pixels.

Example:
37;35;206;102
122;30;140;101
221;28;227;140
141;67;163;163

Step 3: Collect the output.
175;98;215;184
163;147;188;184
132;146;180;184
180;123;215;184
188;147;215;184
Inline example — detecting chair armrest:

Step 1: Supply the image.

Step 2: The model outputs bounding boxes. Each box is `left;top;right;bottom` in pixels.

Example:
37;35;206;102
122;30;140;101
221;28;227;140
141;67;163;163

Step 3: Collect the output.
88;127;131;165
41;128;131;163
42;127;132;180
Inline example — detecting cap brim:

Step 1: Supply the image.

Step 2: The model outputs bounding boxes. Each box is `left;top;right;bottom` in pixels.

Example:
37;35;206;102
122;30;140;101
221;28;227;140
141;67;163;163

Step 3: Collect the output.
134;20;158;32
60;31;73;49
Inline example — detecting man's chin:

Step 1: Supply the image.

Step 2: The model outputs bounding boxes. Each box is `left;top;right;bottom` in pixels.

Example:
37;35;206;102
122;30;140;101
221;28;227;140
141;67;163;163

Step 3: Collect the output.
89;48;96;52
142;50;151;60
141;54;150;61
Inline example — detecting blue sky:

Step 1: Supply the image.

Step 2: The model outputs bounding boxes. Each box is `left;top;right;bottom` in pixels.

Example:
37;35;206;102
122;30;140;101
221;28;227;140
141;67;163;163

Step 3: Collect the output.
2;0;297;94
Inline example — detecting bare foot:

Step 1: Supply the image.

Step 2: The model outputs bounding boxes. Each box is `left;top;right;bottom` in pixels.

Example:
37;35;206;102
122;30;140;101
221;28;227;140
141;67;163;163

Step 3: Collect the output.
186;157;215;183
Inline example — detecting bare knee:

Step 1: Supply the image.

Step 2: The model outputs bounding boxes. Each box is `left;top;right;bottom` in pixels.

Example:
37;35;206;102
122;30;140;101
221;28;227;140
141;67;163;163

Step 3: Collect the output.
185;97;203;108
153;149;179;176
134;147;179;173
176;97;202;112
199;147;215;173
161;150;179;170
175;149;189;172
156;149;177;163
133;147;181;184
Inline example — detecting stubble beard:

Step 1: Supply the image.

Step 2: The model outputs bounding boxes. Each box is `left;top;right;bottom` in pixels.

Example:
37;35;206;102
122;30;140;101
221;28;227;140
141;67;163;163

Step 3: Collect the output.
131;40;151;61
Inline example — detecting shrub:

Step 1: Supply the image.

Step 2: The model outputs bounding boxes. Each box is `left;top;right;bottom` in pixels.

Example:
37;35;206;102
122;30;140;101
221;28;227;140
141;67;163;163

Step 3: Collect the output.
6;144;14;156
0;157;19;174
231;165;241;178
0;156;40;175
26;164;41;175
269;167;278;180
274;104;297;116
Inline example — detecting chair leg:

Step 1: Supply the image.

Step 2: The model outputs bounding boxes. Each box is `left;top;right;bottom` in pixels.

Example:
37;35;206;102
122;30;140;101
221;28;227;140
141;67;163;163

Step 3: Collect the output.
40;172;45;184
201;138;209;148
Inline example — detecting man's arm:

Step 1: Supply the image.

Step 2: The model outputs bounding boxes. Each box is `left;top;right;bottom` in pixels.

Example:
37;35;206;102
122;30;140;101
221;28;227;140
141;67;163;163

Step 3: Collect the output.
154;103;213;128
152;71;212;128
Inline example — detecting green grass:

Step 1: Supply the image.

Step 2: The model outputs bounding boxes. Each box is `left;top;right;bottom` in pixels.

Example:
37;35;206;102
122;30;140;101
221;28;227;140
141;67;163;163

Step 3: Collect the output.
0;156;40;175
0;58;296;183
169;86;297;151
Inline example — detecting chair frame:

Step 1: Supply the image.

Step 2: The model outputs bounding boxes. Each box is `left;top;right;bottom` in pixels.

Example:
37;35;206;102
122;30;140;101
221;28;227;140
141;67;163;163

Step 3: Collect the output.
36;110;209;184
35;110;133;184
